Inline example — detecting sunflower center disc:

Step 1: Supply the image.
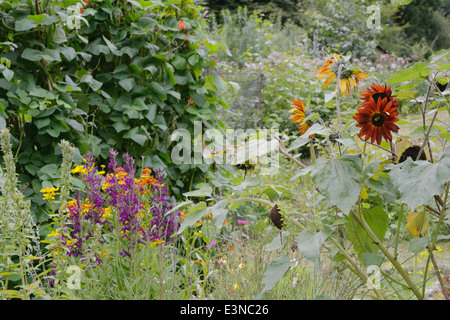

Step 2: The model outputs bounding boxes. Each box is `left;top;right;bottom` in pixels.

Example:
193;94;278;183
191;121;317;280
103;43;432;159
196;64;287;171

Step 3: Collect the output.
372;92;388;103
371;113;385;127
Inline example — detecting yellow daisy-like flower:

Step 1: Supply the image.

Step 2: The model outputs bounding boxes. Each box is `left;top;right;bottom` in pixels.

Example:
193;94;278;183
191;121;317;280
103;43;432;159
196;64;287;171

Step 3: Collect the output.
288;98;313;136
47;230;60;237
315;54;368;96
40;186;59;201
71;165;88;175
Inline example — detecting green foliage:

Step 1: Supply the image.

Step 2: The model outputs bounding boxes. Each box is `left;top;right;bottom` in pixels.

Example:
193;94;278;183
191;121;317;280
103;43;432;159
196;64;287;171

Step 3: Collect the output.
311;154;362;215
0;0;229;222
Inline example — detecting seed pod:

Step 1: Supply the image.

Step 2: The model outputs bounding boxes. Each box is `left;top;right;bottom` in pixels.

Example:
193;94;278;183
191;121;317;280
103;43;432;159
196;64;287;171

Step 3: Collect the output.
270;204;285;230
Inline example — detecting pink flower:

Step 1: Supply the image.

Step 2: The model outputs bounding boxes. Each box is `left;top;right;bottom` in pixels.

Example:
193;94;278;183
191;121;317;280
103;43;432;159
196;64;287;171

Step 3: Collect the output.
206;240;217;249
237;220;248;225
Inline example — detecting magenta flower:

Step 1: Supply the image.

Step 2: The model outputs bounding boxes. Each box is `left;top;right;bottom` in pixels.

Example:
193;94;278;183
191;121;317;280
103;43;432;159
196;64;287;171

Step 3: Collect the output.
237;219;248;225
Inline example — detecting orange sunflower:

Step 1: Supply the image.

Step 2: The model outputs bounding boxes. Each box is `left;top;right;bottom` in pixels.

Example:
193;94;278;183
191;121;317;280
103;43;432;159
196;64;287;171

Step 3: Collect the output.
315;54;368;96
288;98;313;136
353;97;399;145
360;83;399;109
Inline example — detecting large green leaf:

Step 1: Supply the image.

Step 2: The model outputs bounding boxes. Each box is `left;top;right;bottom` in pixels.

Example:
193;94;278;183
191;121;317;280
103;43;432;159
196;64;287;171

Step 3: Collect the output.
296;230;328;270
389;149;450;210
311;154;362;215
177;202;209;234
346;207;389;258
255;255;295;299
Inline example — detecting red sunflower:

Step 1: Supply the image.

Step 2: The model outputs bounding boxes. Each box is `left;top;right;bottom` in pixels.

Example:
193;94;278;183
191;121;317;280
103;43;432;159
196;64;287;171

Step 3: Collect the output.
353;97;399;145
360;83;399;109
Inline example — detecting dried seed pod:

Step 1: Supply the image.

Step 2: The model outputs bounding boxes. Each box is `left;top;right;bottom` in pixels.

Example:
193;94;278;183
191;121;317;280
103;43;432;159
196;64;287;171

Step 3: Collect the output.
270;204;285;230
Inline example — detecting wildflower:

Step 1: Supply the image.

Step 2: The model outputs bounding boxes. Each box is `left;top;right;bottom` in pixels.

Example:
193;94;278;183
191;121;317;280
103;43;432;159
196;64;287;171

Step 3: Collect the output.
71;165;88;175
195;259;205;266
232;283;239;290
177;20;186;30
236;219;248;225
40;186;59;200
238;262;244;270
47;230;60;237
206;240;217;249
353;97;399;145
315;54;368;96
151;238;164;247
288;98;314;136
101;206;112;219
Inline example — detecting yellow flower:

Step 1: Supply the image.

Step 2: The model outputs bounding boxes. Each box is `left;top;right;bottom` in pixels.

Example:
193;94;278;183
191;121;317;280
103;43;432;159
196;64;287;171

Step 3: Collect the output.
71;165;88;175
151;239;164;247
288;98;314;136
315;54;368;96
47;230;60;237
40;187;59;201
232;283;239;290
66;238;78;247
101;206;112;219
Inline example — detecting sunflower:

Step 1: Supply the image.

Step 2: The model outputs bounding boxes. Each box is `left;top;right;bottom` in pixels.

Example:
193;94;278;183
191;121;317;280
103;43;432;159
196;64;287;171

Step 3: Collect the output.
395;138;427;163
353;97;399;145
315;54;368;96
360;83;399;109
288;98;314;136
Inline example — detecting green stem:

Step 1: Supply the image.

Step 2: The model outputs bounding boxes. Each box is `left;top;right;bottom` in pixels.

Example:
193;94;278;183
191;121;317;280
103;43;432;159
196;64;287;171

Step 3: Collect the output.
394;203;404;258
422;182;449;298
353;207;423;299
335;63;343;133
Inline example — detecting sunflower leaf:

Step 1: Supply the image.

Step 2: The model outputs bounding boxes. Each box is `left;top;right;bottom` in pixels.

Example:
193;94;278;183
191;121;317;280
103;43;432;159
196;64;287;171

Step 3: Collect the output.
311;154;362;215
389;149;450;210
346;207;389;258
387;63;431;83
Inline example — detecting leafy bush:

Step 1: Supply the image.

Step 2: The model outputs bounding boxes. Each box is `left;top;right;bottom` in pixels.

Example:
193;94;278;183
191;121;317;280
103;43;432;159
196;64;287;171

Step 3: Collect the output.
0;0;229;222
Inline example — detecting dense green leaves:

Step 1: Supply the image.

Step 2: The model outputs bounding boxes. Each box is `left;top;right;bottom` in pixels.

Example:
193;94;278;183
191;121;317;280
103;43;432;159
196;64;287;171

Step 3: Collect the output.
0;0;231;223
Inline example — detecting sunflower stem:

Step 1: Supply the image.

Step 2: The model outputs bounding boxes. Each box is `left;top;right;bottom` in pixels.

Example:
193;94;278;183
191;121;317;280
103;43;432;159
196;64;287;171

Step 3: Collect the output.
335;63;343;133
357;136;396;157
394;203;404;259
353;205;423;299
416;110;438;161
422;182;449;299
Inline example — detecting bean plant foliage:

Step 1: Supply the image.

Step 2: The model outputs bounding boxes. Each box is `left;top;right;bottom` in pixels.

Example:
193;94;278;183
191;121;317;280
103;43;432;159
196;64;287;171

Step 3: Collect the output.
0;0;229;222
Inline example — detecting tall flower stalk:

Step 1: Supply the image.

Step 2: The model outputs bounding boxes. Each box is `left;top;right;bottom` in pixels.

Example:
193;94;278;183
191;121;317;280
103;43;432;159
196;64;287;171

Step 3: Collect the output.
0;129;43;299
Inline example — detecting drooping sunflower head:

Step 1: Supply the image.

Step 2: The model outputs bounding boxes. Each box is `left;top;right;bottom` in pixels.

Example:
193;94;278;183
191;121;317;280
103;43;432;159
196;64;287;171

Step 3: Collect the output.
395;138;427;163
315;55;367;96
288;98;314;136
353;96;399;145
360;83;399;109
270;204;285;230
